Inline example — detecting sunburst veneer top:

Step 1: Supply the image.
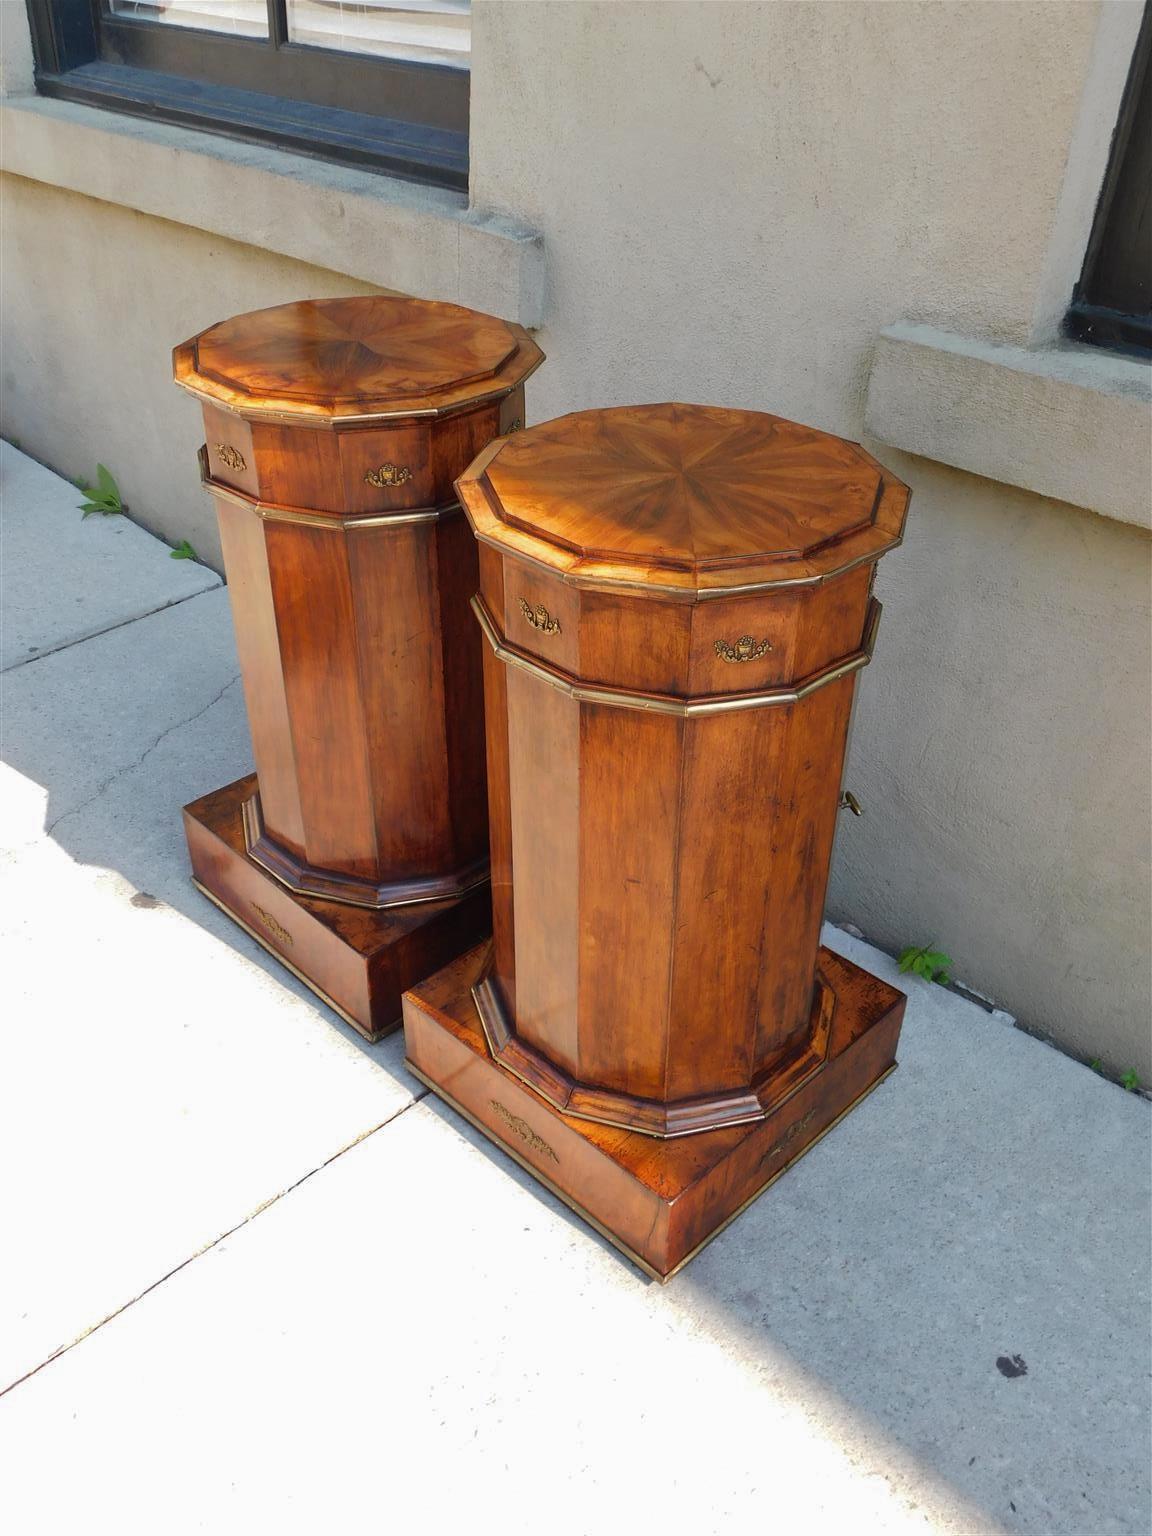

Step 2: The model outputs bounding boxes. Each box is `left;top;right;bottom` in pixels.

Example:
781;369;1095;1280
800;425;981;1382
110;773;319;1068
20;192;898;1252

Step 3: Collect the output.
173;296;543;423
459;403;910;592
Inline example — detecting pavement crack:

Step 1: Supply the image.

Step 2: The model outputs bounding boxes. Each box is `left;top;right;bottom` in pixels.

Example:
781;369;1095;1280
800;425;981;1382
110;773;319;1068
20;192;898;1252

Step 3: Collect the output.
3;585;223;672
45;676;241;836
0;1096;419;1399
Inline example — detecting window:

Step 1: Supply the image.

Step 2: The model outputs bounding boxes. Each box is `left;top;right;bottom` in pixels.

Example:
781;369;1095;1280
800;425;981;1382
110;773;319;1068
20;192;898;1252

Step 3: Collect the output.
1066;2;1151;356
24;0;470;190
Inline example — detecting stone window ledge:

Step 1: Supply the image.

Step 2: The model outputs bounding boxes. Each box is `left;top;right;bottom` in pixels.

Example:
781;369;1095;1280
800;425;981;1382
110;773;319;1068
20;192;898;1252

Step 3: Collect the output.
0;94;544;328
864;321;1151;530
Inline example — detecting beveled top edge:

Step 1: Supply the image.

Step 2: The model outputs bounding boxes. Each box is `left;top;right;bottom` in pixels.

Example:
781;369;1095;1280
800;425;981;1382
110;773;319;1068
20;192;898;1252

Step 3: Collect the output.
456;402;910;588
457;418;911;595
173;296;544;425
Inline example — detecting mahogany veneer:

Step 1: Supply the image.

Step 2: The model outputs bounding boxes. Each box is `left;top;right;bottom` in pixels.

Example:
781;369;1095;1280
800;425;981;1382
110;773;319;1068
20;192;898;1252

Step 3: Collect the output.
404;402;911;1268
188;777;489;1038
404;941;904;1280
174;296;543;1039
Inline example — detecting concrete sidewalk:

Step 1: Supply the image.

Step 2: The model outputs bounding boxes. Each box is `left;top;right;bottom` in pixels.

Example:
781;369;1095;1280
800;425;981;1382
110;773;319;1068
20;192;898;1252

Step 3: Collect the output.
1;444;1148;1536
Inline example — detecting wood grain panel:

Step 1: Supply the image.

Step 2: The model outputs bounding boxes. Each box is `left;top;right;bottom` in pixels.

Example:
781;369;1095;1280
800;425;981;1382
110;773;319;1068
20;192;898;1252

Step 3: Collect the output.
213;496;305;857
575;706;681;1101
792;564;874;679
249;422;345;513
505;667;581;1077
480;547;516;1016
664;708;788;1099
263;521;378;879
346;521;451;875
578;589;693;695
754;677;857;1066
435;510;489;871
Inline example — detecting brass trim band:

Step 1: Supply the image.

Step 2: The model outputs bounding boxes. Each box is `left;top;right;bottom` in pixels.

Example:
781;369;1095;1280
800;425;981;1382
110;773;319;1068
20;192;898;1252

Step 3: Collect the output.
472;593;881;718
198;447;462;529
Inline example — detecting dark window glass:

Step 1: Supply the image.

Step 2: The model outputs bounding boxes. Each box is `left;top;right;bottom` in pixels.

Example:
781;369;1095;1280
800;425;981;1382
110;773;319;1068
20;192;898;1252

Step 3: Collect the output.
24;0;470;190
1066;3;1151;356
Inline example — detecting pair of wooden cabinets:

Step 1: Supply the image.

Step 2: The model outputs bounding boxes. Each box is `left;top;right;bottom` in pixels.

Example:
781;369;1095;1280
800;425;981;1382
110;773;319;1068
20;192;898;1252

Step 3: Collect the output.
175;296;909;1279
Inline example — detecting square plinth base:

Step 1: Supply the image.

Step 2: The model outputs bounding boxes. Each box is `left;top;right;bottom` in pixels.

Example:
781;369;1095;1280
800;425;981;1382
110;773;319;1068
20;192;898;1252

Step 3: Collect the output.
403;944;905;1279
184;775;491;1042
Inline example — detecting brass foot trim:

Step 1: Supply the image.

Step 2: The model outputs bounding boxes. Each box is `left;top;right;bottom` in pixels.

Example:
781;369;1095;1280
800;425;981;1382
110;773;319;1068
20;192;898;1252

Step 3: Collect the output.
406;1058;896;1282
191;878;397;1042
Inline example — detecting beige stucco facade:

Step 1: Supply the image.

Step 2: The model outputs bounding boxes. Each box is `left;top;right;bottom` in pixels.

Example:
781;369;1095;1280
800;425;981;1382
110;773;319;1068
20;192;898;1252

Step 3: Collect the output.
2;1;1149;1076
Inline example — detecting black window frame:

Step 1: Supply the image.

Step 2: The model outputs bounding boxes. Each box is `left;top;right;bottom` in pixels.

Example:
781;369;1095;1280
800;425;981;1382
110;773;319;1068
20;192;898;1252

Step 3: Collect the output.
1065;2;1151;357
24;0;469;191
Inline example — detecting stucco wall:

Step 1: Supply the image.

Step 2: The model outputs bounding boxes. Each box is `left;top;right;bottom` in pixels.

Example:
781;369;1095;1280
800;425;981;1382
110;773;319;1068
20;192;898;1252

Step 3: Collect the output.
0;1;1148;1074
466;0;1152;1076
0;176;380;569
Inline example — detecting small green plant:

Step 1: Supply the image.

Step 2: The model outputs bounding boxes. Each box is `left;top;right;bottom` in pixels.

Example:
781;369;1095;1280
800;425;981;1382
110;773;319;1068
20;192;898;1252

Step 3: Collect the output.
170;539;198;561
898;943;952;985
1121;1068;1142;1092
77;464;126;518
1089;1058;1104;1074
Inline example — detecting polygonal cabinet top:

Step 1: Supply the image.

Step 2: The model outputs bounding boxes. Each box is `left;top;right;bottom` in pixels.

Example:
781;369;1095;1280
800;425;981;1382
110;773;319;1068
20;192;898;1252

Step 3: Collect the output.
458;403;911;593
173;296;544;426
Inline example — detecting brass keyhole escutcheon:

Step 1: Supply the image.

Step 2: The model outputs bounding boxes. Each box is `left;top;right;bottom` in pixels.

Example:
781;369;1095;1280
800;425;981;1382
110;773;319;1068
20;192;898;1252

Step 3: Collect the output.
215;444;246;473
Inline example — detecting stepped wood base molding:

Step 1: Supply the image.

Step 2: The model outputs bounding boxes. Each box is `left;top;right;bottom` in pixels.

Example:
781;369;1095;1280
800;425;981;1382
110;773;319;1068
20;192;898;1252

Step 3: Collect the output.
186;776;490;1042
403;942;906;1279
241;790;489;911
472;966;838;1138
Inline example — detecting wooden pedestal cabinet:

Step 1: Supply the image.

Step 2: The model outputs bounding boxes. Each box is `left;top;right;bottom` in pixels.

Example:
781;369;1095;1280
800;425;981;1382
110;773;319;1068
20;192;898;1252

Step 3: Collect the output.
403;403;912;1276
174;296;543;1039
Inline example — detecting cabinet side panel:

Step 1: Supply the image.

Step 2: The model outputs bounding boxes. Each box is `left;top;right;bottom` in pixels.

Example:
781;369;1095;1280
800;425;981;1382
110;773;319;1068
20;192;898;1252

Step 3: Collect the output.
481;549;516;1015
214;497;305;857
483;643;516;1018
264;522;378;879
793;565;873;677
666;709;790;1098
250;423;344;511
576;708;681;1101
429;400;505;505
754;677;856;1067
347;521;453;875
436;511;489;870
506;669;581;1076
